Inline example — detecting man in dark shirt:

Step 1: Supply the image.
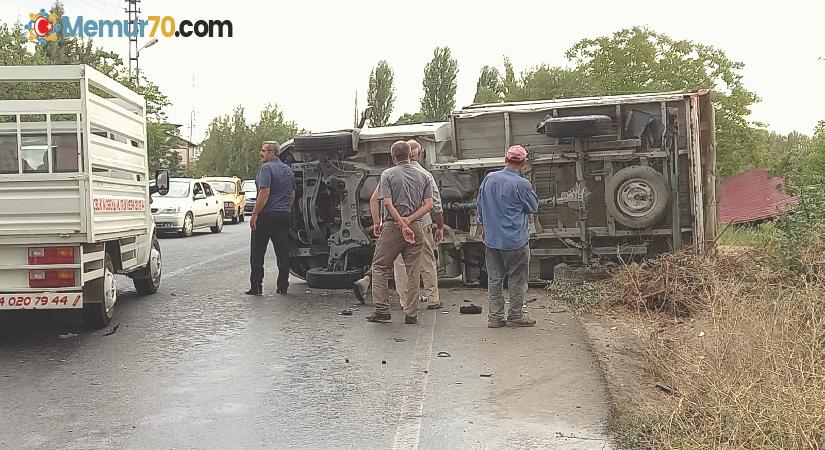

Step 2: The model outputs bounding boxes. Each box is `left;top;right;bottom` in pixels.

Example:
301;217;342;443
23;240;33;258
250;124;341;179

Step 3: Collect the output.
246;141;295;296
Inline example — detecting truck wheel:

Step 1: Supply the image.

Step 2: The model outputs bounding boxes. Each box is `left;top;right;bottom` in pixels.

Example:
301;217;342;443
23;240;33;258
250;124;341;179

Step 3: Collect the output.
538;115;613;138
306;268;364;289
605;165;670;229
83;252;115;329
180;213;194;238
211;211;224;233
133;237;161;295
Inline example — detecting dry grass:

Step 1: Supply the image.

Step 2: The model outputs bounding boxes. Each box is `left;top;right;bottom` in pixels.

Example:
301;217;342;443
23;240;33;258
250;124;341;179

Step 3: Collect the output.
603;240;825;449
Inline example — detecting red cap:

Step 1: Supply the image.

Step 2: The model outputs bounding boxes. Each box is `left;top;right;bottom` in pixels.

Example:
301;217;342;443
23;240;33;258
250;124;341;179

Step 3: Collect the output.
506;145;527;162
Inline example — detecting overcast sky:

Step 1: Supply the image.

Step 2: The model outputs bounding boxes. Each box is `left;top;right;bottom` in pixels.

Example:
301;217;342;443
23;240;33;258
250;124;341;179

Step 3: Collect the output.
2;0;823;142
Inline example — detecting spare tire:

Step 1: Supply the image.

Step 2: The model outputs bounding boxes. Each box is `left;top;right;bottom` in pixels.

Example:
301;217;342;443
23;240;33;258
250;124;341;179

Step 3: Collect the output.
292;132;354;155
605;165;670;229
306;267;365;289
538;115;613;138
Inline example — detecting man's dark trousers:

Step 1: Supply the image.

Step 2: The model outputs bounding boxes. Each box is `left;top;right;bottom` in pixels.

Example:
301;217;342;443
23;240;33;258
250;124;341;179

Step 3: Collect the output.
250;211;291;291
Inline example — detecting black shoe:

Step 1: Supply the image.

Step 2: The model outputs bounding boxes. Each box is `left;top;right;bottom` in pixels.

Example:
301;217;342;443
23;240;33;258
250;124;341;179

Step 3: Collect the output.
366;312;391;323
405;315;417;324
427;303;443;310
245;286;262;296
276;288;287;295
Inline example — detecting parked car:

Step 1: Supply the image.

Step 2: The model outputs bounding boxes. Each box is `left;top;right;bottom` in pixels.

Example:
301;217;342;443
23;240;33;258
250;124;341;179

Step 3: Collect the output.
242;179;256;215
203;176;246;224
150;178;224;237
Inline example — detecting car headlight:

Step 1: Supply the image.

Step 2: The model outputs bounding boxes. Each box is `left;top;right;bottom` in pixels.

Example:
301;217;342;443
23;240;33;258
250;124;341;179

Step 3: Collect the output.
157;207;180;214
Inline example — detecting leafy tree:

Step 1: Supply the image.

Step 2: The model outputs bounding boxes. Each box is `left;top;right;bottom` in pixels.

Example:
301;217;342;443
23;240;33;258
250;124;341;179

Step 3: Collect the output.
367;60;395;127
473;65;503;104
393;112;427;126
196;105;300;180
421;47;458;121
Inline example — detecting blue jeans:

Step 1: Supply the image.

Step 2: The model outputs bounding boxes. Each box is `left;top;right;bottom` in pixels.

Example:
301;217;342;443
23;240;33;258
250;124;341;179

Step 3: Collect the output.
485;245;528;322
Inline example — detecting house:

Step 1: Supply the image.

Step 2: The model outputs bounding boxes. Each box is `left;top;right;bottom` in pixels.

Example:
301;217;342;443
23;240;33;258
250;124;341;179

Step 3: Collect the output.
172;136;201;168
719;169;799;224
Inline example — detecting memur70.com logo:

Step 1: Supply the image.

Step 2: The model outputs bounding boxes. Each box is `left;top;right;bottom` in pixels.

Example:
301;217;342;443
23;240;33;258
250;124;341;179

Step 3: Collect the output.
26;8;232;45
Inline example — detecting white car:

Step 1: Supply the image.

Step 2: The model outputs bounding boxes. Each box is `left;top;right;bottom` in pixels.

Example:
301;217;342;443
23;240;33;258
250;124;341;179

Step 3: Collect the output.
242;179;256;215
151;178;224;237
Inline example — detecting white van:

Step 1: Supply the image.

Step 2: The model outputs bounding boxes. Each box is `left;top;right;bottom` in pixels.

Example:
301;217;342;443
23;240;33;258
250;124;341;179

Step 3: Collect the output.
0;65;169;328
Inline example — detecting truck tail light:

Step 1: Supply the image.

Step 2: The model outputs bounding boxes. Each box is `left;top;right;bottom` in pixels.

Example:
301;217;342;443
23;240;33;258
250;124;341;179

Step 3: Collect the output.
28;247;75;264
29;270;76;288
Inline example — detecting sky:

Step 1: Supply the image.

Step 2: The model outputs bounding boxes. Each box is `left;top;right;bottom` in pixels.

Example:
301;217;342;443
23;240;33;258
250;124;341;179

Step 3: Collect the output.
2;0;823;143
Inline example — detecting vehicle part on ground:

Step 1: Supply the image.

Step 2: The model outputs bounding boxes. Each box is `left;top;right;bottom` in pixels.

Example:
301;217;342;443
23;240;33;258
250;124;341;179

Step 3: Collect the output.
605;165;670;229
537;115;613;138
552;263;610;284
133;237;162;294
83;252;115;328
305;267;364;289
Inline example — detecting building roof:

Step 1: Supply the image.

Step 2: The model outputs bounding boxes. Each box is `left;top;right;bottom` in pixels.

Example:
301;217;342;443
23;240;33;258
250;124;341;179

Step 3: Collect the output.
718;169;799;224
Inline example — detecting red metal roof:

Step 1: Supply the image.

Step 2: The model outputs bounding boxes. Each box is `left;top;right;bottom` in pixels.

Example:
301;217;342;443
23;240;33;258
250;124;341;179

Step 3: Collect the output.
719;169;799;224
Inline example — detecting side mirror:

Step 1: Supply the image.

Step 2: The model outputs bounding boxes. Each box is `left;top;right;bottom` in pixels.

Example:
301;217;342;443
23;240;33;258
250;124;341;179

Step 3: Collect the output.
155;169;169;196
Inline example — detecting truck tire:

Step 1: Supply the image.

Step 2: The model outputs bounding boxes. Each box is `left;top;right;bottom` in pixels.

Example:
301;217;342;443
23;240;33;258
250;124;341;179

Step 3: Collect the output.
553;263;610;284
210;211;224;233
293;132;354;155
605;165;670;229
538;115;613;138
306;268;364;289
180;212;194;238
133;237;161;295
83;252;115;329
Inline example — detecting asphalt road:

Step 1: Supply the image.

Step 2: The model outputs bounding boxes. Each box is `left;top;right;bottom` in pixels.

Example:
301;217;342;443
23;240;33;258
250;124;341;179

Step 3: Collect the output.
0;223;613;449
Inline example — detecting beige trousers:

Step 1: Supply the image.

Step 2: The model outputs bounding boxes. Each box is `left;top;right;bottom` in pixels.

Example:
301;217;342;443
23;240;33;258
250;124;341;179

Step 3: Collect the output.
371;222;424;316
394;224;440;306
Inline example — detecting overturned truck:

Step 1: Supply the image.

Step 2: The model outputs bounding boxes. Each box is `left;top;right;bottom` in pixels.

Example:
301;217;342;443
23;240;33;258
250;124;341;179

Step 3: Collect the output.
280;91;717;288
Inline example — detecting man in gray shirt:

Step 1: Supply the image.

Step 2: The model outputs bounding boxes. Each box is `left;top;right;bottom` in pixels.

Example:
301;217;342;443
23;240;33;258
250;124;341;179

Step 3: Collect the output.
367;141;433;324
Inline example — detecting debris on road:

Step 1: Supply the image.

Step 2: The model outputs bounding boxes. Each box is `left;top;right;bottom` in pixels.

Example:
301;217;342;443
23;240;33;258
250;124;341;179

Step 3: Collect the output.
58;333;78;339
527;297;538;303
381;360;387;365
392;337;407;342
437;352;451;357
698;331;706;337
339;309;353;316
480;373;492;377
460;304;483;314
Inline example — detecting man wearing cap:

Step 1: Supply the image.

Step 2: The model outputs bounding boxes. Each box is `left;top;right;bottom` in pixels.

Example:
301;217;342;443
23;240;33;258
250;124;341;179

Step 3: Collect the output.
476;144;539;328
246;140;294;296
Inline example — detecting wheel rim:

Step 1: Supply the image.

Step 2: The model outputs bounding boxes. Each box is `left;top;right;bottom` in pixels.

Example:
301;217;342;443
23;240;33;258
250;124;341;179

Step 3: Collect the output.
184;215;193;235
616;178;656;218
103;266;116;317
217;212;224;230
149;246;161;286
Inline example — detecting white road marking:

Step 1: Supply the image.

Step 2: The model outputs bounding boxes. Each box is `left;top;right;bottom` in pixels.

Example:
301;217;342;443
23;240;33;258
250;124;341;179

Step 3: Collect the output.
392;312;437;450
164;247;247;280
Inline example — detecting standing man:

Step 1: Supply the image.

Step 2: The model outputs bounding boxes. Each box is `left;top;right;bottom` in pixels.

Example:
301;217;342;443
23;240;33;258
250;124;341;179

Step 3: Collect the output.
477;145;539;328
354;140;443;309
246;141;294;296
367;141;433;324
392;140;444;309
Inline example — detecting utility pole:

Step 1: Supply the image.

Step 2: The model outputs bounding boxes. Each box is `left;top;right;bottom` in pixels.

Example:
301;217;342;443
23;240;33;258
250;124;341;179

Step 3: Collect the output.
125;0;141;81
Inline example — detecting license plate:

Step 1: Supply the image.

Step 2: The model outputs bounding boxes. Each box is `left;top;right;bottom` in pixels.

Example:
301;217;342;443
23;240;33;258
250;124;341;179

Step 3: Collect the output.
0;293;83;310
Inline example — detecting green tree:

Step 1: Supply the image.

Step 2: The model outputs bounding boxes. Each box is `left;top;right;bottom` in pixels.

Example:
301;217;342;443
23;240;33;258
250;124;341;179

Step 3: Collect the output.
393;112;427;126
421;47;458;121
473;65;503;104
367;60;395;127
196;105;300;180
564;27;761;178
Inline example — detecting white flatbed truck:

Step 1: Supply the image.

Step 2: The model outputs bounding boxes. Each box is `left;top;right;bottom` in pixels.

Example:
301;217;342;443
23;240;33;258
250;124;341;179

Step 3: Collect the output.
0;64;169;328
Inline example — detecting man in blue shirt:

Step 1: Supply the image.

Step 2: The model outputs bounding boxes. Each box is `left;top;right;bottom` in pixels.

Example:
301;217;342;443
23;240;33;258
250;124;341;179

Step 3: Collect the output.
477;145;539;328
246;140;295;296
